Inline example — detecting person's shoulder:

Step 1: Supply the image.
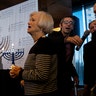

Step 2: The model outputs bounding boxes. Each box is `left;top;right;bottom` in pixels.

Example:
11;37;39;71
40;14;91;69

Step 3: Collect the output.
84;41;92;46
39;36;53;44
48;31;61;36
84;41;92;49
37;37;56;54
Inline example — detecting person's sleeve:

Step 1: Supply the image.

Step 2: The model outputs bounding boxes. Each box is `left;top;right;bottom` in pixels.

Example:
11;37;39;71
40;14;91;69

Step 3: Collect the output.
22;54;53;82
65;43;78;77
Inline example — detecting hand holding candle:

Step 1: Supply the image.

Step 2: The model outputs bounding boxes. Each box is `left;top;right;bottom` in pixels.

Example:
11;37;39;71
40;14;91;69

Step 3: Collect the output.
9;65;22;78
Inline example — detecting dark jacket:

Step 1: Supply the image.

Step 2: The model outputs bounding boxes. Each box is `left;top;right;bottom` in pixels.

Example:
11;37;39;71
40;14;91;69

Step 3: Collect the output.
48;31;78;95
83;32;96;88
21;37;58;95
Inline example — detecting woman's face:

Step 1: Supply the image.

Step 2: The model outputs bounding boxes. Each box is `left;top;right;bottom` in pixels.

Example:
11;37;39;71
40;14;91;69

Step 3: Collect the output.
27;13;41;35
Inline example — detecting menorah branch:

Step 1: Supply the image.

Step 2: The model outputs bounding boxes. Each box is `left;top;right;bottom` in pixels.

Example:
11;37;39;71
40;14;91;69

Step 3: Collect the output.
2;48;24;65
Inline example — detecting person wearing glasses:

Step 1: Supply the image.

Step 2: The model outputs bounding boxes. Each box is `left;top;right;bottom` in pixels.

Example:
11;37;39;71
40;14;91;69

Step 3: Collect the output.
48;16;82;96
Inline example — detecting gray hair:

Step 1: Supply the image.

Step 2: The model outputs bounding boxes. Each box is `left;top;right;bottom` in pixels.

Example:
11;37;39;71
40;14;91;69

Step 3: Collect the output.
30;11;54;34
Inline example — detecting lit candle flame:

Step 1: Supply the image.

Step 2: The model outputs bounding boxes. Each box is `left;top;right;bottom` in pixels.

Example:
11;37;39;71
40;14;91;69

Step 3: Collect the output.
12;43;14;48
11;43;14;52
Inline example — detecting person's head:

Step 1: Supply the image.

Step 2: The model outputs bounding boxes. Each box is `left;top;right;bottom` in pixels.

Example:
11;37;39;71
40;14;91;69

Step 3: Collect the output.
27;11;54;36
89;20;96;33
89;20;96;40
59;16;75;36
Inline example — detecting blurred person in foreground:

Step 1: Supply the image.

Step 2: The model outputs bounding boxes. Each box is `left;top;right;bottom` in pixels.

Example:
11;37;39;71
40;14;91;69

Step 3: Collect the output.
83;20;96;96
9;11;58;96
48;16;83;96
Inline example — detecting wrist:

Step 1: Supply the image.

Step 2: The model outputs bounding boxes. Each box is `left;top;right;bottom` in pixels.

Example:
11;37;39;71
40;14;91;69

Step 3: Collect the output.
64;36;70;43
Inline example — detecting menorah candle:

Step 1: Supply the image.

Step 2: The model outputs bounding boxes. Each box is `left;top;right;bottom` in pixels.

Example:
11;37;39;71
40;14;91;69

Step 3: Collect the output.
11;43;14;52
11;43;15;64
2;45;24;66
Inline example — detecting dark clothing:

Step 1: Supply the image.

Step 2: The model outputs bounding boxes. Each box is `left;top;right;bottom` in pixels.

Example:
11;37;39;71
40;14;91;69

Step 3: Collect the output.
48;31;78;96
21;37;58;95
83;32;96;89
0;70;24;96
24;90;57;96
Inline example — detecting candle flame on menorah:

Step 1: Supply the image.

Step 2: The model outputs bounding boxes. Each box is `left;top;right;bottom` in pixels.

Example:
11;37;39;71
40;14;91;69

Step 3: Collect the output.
0;35;24;65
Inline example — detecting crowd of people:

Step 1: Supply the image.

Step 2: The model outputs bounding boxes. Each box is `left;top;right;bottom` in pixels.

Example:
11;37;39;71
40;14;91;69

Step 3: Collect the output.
8;6;96;96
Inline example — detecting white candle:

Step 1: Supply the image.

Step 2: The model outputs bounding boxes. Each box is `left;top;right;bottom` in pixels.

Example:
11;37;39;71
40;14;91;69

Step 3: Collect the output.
12;43;14;48
2;47;4;53
11;43;14;52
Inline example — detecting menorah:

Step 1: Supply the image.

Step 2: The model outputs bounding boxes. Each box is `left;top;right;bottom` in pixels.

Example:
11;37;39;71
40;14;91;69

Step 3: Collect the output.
0;36;10;57
2;47;24;65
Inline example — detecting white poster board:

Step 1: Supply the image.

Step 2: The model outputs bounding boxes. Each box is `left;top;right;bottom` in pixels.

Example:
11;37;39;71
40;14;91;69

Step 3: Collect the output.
0;0;38;69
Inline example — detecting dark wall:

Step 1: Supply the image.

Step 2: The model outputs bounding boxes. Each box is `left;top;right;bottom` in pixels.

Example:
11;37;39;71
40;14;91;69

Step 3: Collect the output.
38;0;80;37
38;0;72;28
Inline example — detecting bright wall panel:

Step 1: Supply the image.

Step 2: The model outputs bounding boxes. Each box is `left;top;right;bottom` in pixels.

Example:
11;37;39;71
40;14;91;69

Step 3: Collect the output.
0;0;38;69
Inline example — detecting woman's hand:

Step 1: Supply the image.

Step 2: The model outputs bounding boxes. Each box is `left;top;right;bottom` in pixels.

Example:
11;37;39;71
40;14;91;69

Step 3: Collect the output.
9;65;22;78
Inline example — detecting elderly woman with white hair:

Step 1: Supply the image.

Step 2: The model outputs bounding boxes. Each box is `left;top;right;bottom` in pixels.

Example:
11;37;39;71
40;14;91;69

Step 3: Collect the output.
9;11;58;96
